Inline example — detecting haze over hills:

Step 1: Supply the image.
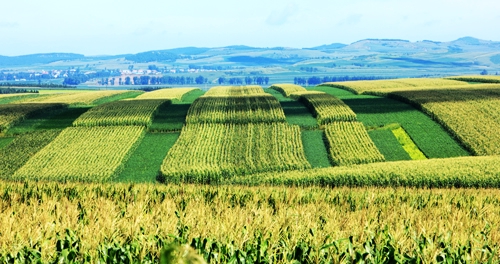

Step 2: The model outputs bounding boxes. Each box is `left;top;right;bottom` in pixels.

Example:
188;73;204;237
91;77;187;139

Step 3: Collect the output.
1;37;499;86
1;37;499;67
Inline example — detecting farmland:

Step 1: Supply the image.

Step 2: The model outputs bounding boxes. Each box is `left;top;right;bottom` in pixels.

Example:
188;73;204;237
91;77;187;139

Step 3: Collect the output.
0;79;499;262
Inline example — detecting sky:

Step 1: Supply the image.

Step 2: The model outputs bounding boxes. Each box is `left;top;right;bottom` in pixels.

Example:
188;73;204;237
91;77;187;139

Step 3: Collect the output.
1;0;499;56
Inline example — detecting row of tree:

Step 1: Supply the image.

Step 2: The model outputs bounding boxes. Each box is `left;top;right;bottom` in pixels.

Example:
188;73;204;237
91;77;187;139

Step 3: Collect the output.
218;76;269;85
294;75;389;85
0;87;39;94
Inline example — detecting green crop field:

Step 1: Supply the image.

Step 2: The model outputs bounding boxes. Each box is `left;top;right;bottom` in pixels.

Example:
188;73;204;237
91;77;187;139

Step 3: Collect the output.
0;81;499;262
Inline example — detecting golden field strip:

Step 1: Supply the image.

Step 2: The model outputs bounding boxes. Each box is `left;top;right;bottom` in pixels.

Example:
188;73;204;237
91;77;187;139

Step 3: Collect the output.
204;85;265;96
72;99;169;127
447;75;500;83
160;123;311;182
18;90;134;105
134;87;199;100
323;78;469;94
292;92;357;124
0;183;499;262
11;126;145;182
185;95;286;124
270;83;307;97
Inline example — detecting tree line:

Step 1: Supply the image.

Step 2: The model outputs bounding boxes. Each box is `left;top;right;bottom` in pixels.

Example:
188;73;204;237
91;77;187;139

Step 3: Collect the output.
0;87;39;94
294;75;389;85
218;76;269;85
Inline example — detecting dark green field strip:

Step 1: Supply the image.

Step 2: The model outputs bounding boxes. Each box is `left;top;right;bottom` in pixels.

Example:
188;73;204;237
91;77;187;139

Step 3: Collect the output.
368;129;411;161
0;130;61;179
266;89;318;129
116;132;180;183
301;130;331;168
6;106;90;135
149;103;191;132
0;137;15;150
91;91;143;105
313;86;470;158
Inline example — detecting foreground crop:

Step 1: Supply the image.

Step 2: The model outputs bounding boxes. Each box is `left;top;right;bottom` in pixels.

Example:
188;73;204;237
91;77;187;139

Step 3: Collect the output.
0;183;499;263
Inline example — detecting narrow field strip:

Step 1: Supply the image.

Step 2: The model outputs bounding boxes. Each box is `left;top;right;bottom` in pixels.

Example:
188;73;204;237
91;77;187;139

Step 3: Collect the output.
301;130;331;168
134;87;200;101
293;92;357;125
204;85;265;96
229;155;500;188
265;89;318;129
270;84;307;97
12;126;145;182
116;132;180;183
186;95;286;124
19;90;136;105
392;127;427;160
73;99;169;127
324;122;385;166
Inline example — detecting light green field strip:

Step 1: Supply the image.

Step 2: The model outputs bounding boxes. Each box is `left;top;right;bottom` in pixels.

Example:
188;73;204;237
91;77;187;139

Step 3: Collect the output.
134;88;199;101
392;127;427;160
12;126;145;182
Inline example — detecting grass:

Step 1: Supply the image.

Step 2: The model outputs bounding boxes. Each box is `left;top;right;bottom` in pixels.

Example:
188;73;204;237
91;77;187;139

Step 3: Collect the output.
177;89;205;104
368;129;411;161
0;137;15;149
301;130;331;168
312;86;470;158
116;132;180;183
265;89;318;129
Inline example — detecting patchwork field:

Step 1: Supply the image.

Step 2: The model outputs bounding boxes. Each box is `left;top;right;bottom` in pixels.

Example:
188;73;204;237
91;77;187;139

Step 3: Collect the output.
0;79;499;262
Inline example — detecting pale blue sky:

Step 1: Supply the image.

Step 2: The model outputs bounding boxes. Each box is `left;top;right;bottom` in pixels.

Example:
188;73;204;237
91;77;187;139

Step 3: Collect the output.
1;0;499;56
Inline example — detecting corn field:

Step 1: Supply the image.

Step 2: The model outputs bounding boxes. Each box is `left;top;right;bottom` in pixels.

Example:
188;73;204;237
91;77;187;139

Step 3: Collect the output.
324;122;385;166
160;123;311;183
186;95;286;124
0;182;499;263
293;92;357;125
72;99;169;127
204;85;265;96
270;84;307;97
11;126;145;182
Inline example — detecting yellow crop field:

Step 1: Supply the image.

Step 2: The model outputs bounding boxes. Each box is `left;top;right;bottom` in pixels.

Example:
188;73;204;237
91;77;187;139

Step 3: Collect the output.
135;87;199;100
323;78;469;94
204;85;264;96
270;83;306;97
0;103;66;133
73;99;169;127
186;95;286;124
324;122;385;165
292;92;357;124
160;123;311;182
1;182;500;262
18;90;133;105
11;126;145;182
0;93;31;99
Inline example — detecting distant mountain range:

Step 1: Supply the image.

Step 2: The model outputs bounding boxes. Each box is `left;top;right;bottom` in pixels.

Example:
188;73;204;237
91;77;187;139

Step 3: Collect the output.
1;37;500;73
